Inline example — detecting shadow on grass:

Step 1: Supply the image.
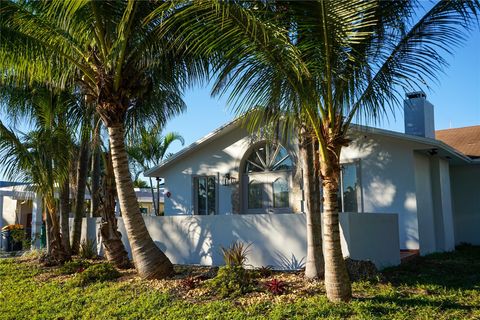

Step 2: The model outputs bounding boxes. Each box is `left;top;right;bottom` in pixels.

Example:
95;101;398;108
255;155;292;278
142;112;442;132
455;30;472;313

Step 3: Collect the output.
381;245;480;290
357;295;476;314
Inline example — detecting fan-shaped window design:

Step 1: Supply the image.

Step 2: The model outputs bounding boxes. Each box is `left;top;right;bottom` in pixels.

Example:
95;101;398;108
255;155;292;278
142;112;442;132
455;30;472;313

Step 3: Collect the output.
244;143;293;173
273;178;289;208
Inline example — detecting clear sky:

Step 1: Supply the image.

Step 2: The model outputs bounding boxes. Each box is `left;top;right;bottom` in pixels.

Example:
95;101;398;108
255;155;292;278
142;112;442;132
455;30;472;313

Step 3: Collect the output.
162;29;480;156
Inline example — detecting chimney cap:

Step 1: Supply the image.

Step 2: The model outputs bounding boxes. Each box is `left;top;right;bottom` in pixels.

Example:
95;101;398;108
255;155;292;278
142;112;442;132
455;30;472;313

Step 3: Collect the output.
406;91;426;99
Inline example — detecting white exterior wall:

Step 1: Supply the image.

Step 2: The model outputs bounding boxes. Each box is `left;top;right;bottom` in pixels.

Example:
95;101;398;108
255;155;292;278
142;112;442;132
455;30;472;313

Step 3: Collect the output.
162;127;302;216
157;125;465;254
0;196;3;230
31;196;43;248
413;153;436;255
162;127;249;216
85;213;400;269
450;164;480;245
1;196;18;226
342;133;422;250
430;158;455;251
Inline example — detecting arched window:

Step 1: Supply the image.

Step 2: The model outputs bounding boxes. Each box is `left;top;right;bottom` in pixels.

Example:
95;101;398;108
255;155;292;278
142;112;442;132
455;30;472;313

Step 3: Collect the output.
242;142;293;214
244;143;293;173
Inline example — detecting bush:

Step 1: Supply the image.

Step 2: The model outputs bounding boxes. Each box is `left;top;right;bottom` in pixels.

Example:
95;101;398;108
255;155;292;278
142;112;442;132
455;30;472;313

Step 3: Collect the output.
10;228;26;244
208;265;255;298
59;260;91;275
180;276;197;290
220;241;251;267
257;265;273;278
21;248;46;260
79;239;97;259
72;263;120;286
264;278;287;295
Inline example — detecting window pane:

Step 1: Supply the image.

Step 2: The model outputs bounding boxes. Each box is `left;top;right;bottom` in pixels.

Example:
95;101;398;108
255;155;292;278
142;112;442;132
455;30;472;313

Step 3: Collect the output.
341;164;358;212
244;143;292;173
273;178;289;208
197;177;207;215
207;177;216;215
246;160;263;173
273;156;293;171
248;181;263;209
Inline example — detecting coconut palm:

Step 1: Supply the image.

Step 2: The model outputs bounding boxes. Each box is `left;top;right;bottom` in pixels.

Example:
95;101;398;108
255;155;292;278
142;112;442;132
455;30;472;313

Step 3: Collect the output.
160;0;480;301
0;86;74;262
1;0;195;278
127;126;184;215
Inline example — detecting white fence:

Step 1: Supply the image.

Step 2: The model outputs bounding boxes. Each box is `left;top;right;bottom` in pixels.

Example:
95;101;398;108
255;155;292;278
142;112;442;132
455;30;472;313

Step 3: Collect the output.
76;212;400;270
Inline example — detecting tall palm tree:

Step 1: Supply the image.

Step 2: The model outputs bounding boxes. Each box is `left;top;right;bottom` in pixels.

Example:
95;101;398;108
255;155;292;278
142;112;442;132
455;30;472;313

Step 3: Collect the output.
71;120;91;254
0;86;74;262
161;0;480;301
1;1;195;278
127;126;184;215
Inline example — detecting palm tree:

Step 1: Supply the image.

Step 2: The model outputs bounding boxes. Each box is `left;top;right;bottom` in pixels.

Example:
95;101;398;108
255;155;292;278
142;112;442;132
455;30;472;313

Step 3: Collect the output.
0;87;73;262
1;1;195;278
127;126;184;215
161;0;480;301
71;121;91;254
98;149;132;269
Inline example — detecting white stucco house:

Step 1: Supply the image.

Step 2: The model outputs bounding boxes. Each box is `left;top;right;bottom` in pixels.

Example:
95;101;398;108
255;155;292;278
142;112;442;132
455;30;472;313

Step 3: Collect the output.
133;92;480;268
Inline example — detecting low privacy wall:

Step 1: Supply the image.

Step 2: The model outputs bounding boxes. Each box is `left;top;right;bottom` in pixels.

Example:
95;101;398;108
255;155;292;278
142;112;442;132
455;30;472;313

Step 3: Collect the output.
76;212;400;270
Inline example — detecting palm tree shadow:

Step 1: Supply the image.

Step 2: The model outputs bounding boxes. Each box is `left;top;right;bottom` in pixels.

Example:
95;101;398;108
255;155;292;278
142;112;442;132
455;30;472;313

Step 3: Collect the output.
381;246;480;291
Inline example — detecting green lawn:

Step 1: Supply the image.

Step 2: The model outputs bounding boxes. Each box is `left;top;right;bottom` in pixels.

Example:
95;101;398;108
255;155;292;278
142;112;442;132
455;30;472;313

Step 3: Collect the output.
0;246;479;320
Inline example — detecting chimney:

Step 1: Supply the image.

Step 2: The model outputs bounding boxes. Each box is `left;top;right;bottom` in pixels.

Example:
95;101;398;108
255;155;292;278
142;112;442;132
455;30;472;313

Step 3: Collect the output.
404;92;435;139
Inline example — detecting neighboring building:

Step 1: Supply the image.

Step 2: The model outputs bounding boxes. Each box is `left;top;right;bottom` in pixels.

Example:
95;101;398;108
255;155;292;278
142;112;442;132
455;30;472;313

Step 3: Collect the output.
145;93;480;256
0;184;164;248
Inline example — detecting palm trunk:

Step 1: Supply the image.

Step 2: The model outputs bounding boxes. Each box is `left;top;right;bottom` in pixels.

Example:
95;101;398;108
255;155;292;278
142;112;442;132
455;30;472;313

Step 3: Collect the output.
99;150;131;269
320;146;351;302
71;137;90;254
91;136;101;217
107;124;173;279
45;197;70;263
59;177;71;254
301;131;324;279
45;200;51;255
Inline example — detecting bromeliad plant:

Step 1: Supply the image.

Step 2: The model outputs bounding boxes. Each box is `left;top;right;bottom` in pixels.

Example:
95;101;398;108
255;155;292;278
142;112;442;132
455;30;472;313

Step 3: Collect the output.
220;241;251;268
264;278;287;295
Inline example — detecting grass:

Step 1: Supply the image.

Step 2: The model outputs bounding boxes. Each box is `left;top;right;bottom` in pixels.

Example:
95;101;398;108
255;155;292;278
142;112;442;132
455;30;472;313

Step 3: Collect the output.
0;246;479;320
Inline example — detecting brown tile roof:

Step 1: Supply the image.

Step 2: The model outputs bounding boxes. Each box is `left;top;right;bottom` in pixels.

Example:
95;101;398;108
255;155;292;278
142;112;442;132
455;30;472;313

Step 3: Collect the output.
436;125;480;159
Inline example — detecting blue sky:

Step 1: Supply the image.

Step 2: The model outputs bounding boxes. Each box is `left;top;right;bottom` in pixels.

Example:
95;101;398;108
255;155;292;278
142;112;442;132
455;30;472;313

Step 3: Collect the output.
162;29;480;156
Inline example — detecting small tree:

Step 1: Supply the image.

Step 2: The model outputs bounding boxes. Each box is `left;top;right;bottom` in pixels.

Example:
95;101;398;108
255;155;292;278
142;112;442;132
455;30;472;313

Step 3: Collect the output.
0;87;73;262
127;126;184;215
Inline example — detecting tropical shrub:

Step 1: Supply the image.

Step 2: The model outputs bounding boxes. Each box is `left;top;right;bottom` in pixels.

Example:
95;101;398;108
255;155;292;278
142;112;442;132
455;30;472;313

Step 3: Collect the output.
59;260;92;275
220;241;251;267
72;263;120;286
264;279;287;295
180;276;197;290
257;265;274;278
10;228;26;244
21;248;46;260
208;265;255;298
79;239;97;259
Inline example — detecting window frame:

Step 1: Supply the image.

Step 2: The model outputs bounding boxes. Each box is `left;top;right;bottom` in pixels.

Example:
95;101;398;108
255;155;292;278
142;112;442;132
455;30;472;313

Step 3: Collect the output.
338;160;363;213
192;175;218;215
